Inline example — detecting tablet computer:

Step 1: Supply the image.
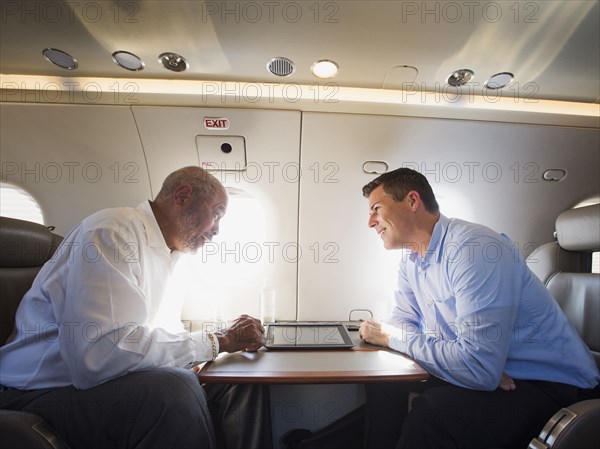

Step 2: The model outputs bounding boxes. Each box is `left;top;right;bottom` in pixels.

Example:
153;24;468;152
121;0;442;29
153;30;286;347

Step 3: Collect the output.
265;322;355;349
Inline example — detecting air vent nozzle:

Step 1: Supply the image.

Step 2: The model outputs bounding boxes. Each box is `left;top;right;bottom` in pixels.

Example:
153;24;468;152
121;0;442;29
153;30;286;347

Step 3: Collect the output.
158;52;189;72
446;69;474;87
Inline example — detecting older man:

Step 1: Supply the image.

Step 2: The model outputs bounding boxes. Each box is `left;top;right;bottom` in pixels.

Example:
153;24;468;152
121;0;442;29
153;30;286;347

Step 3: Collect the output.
0;166;270;449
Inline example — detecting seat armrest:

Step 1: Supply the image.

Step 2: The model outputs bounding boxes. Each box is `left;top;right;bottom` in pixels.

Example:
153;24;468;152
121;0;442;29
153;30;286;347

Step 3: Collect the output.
0;410;71;449
528;399;600;449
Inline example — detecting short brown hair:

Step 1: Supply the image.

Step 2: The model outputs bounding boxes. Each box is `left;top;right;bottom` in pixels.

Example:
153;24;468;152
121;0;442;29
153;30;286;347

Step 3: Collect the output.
362;168;440;213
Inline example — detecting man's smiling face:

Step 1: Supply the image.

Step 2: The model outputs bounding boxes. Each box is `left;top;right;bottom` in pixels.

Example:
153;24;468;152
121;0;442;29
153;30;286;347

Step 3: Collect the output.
367;185;416;250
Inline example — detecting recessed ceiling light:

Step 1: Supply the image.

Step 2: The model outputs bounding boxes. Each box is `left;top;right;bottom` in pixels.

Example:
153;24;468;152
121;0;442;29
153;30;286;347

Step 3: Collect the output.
42;48;78;70
267;57;295;77
311;60;339;79
112;51;144;71
484;72;514;89
446;69;474;86
158;52;189;72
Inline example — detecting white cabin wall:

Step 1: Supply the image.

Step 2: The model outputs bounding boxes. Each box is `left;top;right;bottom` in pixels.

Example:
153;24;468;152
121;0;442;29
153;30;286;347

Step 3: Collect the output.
0;103;151;235
0;103;303;324
131;107;301;323
298;112;600;321
1;102;598;324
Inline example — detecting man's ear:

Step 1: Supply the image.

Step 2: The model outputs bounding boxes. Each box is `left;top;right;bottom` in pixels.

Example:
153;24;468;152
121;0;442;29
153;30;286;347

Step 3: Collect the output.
406;190;420;210
173;184;193;205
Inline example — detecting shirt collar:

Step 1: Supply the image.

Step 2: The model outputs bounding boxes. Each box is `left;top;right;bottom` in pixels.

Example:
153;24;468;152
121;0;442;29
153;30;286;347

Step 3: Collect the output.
425;214;450;264
138;200;170;252
408;214;449;268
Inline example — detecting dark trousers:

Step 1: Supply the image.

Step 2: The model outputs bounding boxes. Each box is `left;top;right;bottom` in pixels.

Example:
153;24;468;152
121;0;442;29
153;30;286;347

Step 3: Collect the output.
365;376;586;449
206;382;273;449
0;368;272;449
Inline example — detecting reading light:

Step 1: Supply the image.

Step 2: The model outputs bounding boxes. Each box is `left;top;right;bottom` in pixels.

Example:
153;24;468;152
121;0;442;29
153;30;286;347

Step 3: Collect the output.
112;51;144;71
484;72;514;89
311;60;339;79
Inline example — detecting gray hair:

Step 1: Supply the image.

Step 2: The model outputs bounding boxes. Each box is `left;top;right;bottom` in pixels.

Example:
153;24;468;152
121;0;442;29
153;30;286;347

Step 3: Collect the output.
155;166;224;204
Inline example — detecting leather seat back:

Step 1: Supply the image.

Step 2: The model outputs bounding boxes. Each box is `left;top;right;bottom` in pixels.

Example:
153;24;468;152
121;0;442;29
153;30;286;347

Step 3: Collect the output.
0;216;63;345
526;204;600;449
526;204;600;368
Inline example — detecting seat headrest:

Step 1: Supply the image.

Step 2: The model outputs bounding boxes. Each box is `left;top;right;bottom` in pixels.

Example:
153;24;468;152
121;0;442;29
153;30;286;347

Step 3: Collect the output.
555;204;600;252
0;216;58;267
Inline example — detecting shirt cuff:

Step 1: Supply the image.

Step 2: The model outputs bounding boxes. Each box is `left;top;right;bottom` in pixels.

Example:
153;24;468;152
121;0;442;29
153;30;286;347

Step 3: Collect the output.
189;332;220;362
388;334;406;354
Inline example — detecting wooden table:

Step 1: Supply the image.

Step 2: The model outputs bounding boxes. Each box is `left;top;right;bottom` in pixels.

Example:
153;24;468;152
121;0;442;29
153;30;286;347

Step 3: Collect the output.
198;330;428;384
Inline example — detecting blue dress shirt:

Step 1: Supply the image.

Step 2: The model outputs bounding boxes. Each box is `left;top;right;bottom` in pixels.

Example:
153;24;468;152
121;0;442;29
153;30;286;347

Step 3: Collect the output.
388;214;600;391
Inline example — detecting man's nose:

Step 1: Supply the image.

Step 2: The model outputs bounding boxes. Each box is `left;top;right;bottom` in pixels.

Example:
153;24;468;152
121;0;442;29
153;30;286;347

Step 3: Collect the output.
368;214;377;228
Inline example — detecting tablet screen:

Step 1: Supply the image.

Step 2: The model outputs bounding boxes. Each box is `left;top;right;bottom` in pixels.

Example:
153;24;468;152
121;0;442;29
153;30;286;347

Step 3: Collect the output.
265;323;355;349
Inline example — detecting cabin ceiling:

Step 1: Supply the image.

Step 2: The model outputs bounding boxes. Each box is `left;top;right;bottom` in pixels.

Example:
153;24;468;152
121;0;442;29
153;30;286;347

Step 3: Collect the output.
1;1;599;119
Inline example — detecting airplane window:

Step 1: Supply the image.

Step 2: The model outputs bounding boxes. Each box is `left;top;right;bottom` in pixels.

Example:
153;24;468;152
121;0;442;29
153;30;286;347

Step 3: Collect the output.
574;199;599;274
592;253;599;275
164;188;267;326
0;182;44;224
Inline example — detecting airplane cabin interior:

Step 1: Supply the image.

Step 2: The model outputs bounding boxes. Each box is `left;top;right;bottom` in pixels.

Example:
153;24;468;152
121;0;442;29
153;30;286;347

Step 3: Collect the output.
1;1;599;448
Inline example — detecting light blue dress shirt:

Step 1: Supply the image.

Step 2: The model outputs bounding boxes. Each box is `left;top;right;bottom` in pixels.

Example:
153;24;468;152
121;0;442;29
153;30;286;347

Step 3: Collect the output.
388;214;600;391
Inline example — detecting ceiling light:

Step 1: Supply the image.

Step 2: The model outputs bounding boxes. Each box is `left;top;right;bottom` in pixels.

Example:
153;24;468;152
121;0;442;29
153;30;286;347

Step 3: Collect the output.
484;72;514;89
158;52;189;72
42;48;78;70
112;51;144;71
267;57;295;77
446;69;474;87
311;60;339;79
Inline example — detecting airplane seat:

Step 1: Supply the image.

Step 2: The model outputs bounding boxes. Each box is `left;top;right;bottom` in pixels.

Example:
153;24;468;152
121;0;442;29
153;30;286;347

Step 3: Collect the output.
0;216;71;449
525;204;600;449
